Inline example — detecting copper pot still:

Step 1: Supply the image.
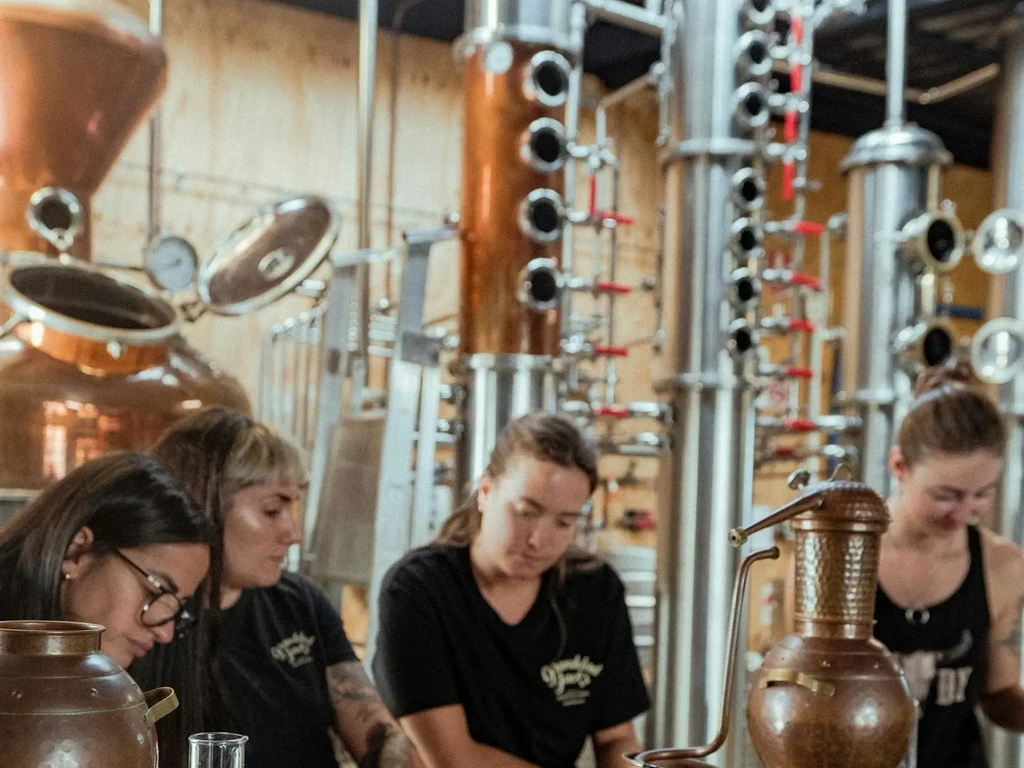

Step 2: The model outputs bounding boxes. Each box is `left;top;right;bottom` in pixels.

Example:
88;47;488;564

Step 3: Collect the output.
631;469;915;768
0;0;250;508
0;620;178;768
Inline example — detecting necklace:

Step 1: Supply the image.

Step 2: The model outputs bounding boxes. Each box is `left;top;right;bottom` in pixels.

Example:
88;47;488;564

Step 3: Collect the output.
904;607;931;626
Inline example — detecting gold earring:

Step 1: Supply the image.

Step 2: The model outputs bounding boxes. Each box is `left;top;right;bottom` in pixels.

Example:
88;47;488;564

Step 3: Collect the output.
63;572;71;581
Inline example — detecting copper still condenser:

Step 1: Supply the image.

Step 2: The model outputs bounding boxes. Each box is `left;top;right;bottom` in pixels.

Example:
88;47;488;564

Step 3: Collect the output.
633;471;915;768
0;0;250;515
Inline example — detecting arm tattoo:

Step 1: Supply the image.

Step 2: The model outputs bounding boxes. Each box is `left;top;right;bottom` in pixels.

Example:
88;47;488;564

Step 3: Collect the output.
327;662;417;768
358;722;417;768
1002;596;1024;655
328;660;383;725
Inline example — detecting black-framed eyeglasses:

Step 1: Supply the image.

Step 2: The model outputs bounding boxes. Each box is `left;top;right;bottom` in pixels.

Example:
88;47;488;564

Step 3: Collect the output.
114;550;195;632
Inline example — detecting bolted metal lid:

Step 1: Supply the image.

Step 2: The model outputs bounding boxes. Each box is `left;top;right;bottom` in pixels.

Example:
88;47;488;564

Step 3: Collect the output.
841;122;953;172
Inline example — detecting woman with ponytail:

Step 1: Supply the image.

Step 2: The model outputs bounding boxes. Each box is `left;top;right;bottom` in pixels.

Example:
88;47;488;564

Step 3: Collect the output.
372;412;650;768
874;363;1024;767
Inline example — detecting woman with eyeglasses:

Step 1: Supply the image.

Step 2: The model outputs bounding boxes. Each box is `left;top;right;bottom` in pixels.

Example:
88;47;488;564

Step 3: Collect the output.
0;450;211;668
130;407;422;768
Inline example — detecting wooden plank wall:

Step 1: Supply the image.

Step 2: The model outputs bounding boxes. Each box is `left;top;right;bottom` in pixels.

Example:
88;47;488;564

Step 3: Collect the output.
95;0;996;552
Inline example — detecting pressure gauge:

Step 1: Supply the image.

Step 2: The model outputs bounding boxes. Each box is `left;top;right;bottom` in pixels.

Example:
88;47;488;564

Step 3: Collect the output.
144;234;199;292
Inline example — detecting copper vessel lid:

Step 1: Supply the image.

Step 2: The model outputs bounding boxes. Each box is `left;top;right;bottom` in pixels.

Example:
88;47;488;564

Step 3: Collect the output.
197;196;339;316
0;620;102;656
1;259;179;346
789;478;889;530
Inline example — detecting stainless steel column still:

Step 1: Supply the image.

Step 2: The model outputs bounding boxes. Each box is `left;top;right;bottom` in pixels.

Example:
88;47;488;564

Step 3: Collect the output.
651;0;766;758
838;0;959;497
986;12;1024;768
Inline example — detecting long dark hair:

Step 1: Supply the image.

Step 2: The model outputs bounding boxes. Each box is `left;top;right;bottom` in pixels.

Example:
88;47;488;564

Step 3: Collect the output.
897;363;1007;467
0;450;210;620
130;406;306;768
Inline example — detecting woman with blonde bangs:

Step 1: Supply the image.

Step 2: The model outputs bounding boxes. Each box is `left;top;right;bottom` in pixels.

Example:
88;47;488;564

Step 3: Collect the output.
130;407;421;768
874;364;1024;768
373;412;650;768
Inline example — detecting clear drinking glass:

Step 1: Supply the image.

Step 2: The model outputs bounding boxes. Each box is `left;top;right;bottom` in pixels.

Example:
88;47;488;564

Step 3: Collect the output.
188;732;248;768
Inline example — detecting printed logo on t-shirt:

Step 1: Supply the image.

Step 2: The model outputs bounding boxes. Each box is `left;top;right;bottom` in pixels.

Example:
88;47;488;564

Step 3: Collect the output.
270;631;317;668
540;654;604;707
896;629;974;709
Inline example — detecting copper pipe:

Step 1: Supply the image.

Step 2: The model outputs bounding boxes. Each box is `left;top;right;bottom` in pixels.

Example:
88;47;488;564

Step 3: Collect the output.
0;0;167;260
628;546;780;767
459;42;566;355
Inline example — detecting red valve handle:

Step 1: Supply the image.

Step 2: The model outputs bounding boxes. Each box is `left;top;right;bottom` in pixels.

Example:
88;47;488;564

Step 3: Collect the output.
772;446;798;458
598;211;636;226
785;366;814;380
792;220;824;236
783;419;816;432
593;345;629;358
789;272;821;290
788;319;816;333
782;162;795;202
595;280;633;295
784;111;798;144
594;405;629;419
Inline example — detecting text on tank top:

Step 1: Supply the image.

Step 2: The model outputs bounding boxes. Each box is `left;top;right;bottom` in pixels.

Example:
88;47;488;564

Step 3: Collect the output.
874;525;991;768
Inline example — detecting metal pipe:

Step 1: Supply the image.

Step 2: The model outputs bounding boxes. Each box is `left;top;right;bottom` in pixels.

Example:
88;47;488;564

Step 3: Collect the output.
356;0;378;370
146;0;163;241
885;0;908;126
987;14;1024;768
384;0;424;304
581;0;666;36
651;0;758;759
561;2;587;336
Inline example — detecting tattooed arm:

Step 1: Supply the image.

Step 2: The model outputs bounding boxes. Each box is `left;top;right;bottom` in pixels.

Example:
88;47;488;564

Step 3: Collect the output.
327;660;424;768
981;535;1024;732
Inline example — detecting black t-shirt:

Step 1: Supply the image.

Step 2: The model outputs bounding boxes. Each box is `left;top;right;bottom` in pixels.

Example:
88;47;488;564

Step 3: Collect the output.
219;572;359;768
874;526;991;768
372;545;651;768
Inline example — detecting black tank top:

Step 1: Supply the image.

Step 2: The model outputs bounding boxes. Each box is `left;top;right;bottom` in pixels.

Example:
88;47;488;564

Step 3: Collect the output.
874;526;991;768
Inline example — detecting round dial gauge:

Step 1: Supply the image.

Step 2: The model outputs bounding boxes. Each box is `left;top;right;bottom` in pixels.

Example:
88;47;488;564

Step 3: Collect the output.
144;235;199;292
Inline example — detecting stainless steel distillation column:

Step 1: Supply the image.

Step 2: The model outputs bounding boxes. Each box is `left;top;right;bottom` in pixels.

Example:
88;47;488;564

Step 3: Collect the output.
986;13;1024;768
453;0;579;491
651;0;770;758
839;0;962;496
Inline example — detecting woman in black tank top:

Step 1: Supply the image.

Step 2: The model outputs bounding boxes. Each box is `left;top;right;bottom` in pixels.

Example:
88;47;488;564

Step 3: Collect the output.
874;366;1024;768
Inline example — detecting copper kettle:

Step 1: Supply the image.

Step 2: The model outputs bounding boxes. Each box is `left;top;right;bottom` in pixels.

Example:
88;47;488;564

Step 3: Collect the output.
630;468;915;768
0;620;179;767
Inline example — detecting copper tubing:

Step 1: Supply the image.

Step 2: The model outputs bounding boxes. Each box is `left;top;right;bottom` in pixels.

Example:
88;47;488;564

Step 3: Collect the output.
459;42;567;356
0;0;167;258
627;546;780;767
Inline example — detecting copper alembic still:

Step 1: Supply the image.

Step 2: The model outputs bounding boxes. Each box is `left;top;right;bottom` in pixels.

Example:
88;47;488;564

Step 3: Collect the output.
0;0;250;518
0;620;179;767
629;468;916;768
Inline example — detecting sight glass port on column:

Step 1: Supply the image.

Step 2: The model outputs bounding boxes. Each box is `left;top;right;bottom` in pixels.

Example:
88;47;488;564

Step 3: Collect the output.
520;118;568;173
519;189;566;244
727;268;762;311
519;258;563;313
899;210;966;273
730;168;766;213
27;187;83;253
730;217;765;260
726;319;761;360
523;51;572;108
894;322;954;376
